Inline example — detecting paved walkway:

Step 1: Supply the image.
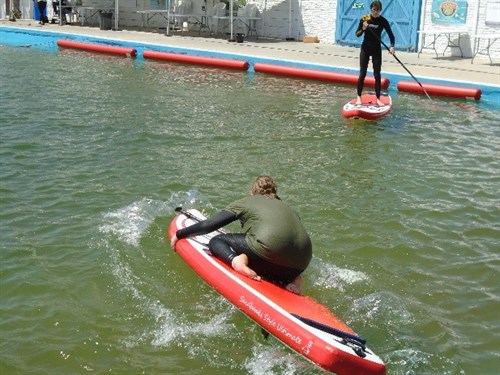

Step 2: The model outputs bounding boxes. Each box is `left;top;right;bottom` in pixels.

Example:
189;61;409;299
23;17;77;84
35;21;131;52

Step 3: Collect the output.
2;20;499;88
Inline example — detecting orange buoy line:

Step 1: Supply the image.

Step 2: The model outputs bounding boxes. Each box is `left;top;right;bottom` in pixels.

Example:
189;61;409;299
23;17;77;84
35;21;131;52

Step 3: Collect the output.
57;39;137;57
253;63;390;89
397;80;482;100
143;50;249;71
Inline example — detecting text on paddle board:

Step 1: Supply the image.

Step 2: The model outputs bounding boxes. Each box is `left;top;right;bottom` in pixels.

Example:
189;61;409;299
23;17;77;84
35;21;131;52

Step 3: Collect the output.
239;296;303;344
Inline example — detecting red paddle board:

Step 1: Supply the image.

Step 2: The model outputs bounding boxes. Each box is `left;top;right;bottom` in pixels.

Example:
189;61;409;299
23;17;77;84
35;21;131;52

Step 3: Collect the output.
167;209;386;375
342;93;392;120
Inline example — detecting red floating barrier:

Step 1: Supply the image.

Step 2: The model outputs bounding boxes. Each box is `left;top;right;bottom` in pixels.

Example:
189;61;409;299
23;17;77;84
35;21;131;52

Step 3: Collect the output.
57;39;137;57
254;63;390;89
143;50;249;71
397;80;482;100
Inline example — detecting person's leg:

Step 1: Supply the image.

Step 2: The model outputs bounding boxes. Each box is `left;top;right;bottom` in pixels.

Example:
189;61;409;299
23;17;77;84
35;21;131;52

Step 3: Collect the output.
285;274;303;295
37;2;44;24
40;2;48;24
209;234;304;290
372;49;383;105
356;48;369;103
209;234;261;280
231;254;261;280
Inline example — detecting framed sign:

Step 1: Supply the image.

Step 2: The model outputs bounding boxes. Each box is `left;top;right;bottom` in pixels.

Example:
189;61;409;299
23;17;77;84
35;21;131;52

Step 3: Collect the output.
149;0;167;10
485;1;500;25
431;0;468;24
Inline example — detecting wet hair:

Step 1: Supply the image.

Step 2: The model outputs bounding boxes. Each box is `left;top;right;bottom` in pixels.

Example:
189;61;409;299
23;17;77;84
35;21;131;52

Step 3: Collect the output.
370;1;382;10
250;175;281;200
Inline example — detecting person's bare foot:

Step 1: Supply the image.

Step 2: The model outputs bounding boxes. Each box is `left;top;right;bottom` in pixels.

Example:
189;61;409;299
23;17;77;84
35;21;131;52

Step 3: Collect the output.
231;254;261;281
285;275;303;295
355;96;362;105
376;98;385;106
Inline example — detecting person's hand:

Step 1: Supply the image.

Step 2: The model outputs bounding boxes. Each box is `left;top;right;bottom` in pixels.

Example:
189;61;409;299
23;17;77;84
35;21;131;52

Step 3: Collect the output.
389;46;395;55
170;234;178;251
362;21;368;30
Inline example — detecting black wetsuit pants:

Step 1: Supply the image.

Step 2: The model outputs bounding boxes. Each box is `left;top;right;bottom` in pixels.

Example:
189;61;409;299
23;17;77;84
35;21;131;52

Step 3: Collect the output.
357;46;382;98
37;1;49;24
209;233;302;284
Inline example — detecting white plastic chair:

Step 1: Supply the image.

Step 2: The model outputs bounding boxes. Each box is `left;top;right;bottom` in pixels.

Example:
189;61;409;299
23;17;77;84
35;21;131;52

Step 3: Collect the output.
174;0;192;26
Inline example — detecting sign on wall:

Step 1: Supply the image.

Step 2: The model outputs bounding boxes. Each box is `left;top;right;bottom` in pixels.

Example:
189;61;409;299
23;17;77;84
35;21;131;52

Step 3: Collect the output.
485;1;500;25
149;0;167;10
431;0;468;23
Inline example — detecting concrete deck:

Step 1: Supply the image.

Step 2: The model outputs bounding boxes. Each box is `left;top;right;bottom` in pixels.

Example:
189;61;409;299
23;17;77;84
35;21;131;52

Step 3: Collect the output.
2;19;499;89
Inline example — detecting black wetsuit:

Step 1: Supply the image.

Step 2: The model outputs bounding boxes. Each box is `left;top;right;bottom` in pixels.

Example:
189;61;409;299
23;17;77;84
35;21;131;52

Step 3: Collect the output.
175;195;312;284
37;0;49;24
355;14;395;98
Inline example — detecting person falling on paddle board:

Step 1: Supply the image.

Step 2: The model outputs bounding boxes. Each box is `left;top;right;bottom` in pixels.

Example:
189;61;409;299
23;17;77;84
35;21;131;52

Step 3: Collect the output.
170;176;312;294
355;0;395;106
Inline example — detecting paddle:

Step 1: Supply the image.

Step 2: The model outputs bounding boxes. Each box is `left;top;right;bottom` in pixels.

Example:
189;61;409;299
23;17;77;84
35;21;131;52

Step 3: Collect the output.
292;314;366;350
366;26;432;100
175;206;200;221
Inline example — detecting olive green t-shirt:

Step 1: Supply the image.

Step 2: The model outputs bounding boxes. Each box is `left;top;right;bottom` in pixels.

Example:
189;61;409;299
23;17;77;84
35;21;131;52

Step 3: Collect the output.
225;195;312;269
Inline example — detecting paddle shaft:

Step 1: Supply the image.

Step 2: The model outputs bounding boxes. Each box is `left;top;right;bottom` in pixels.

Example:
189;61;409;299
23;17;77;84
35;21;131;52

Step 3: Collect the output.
366;26;432;100
175;206;200;221
292;314;367;346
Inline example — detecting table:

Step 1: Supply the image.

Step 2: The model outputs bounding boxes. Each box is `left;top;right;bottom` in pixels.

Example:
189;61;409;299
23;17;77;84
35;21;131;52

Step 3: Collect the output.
136;9;170;31
211;16;262;38
471;34;500;64
77;6;114;26
136;10;210;35
171;12;210;34
418;29;469;59
56;5;78;25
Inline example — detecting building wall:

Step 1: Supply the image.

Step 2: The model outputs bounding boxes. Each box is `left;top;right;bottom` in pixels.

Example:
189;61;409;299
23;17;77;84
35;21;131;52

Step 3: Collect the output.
117;0;141;28
256;0;293;40
252;0;336;43
300;0;336;43
418;0;500;59
473;0;500;60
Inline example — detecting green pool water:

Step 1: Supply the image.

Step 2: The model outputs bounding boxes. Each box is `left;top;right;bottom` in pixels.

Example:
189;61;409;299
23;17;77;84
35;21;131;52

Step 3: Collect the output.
1;41;499;374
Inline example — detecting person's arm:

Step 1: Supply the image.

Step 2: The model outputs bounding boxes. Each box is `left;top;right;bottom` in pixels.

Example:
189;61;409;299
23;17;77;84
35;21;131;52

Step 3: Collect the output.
171;210;237;250
355;17;365;37
384;17;396;52
356;14;371;38
177;210;237;239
